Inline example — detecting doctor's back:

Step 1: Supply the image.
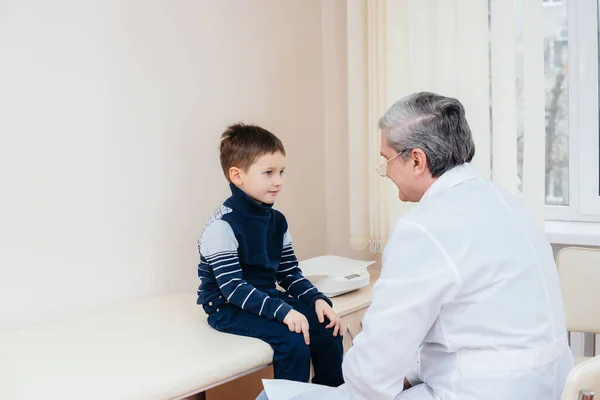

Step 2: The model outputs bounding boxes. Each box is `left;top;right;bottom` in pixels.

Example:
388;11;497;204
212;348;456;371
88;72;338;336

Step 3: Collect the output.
340;92;573;400
401;164;573;399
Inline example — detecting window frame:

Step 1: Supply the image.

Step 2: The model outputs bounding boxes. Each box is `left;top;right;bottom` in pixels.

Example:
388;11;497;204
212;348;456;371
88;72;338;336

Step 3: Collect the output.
543;0;565;6
545;0;600;223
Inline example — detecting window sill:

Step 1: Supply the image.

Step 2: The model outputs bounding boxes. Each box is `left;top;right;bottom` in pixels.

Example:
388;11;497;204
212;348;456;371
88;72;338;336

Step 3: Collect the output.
545;220;600;247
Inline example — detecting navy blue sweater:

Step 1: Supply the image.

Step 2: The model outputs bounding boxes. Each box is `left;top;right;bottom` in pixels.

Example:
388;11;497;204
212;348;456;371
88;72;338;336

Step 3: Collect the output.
196;184;330;322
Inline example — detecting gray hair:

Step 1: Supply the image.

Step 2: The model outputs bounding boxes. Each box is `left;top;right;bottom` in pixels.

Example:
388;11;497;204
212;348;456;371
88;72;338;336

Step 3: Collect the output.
378;92;475;177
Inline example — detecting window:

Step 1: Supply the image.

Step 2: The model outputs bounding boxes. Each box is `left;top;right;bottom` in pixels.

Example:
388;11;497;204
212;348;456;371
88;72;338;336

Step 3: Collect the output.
522;0;600;221
542;0;569;206
572;0;600;217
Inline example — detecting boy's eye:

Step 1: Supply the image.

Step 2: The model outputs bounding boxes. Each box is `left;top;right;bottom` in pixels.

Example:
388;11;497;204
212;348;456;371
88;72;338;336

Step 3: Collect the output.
264;171;272;176
280;170;285;176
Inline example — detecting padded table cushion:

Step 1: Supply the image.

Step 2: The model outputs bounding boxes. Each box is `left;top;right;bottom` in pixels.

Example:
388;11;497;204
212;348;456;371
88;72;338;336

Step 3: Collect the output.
0;293;273;400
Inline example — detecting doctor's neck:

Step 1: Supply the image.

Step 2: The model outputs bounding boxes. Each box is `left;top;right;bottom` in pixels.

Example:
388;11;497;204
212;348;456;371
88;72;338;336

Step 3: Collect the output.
412;174;437;202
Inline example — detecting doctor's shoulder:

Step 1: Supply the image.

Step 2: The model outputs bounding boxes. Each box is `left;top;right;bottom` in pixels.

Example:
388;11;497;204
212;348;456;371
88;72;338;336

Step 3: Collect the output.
394;198;444;227
385;214;431;248
385;202;454;253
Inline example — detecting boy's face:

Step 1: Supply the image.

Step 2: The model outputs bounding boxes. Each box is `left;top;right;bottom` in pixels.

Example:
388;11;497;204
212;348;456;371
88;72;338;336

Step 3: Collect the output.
230;151;286;204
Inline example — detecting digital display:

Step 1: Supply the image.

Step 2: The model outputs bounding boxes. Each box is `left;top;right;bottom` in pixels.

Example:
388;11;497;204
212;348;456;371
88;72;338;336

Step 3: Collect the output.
345;273;361;280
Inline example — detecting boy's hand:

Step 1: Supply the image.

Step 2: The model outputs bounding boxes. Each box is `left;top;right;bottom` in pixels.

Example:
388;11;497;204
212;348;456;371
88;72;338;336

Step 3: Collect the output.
315;299;342;337
283;309;310;345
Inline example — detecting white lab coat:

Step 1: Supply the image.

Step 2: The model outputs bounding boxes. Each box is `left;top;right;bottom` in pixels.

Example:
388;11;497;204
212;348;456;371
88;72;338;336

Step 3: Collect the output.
264;163;572;400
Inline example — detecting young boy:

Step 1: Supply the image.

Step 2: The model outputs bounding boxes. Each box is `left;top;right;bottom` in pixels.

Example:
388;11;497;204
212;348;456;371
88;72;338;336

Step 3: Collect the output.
196;123;344;386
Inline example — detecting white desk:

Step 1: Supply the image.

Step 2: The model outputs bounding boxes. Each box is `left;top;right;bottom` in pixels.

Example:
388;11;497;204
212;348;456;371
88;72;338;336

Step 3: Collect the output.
0;269;379;400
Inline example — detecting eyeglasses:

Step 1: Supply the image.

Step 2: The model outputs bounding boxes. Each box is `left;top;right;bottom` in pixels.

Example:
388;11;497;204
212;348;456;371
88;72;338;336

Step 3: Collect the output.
375;149;408;177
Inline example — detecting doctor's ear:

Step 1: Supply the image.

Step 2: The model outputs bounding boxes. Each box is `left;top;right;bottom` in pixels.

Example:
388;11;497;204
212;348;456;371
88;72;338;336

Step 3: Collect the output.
412;149;428;176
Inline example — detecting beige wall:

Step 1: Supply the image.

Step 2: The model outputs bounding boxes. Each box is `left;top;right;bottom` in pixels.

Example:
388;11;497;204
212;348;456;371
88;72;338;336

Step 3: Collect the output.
0;0;344;331
322;0;358;259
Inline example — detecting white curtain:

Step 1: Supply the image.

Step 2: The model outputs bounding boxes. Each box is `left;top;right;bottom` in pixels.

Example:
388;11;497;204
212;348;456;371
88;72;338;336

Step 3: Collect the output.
521;0;547;226
347;0;547;254
348;0;389;255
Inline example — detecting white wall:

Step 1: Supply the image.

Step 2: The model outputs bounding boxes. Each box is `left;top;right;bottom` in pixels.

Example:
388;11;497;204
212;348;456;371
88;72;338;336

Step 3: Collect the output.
0;0;331;331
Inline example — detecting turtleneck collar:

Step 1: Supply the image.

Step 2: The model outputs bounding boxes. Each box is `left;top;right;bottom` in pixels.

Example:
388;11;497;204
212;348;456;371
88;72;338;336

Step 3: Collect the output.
225;183;274;216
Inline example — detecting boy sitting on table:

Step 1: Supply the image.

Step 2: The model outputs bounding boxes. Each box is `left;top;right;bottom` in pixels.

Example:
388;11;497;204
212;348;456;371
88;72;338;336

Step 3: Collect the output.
196;123;344;386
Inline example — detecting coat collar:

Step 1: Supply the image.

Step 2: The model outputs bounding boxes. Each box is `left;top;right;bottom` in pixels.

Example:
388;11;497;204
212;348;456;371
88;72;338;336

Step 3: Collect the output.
421;163;480;202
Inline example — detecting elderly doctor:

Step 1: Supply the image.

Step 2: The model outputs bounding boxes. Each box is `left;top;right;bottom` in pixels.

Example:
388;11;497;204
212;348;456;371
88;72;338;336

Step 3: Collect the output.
260;92;573;400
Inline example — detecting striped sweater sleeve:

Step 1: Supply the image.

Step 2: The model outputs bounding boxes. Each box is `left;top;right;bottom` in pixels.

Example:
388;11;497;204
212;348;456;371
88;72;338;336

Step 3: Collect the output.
200;220;293;322
276;229;332;307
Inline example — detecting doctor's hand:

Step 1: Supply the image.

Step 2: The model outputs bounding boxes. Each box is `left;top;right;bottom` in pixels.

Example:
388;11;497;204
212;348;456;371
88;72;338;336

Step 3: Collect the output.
314;299;342;337
283;309;310;345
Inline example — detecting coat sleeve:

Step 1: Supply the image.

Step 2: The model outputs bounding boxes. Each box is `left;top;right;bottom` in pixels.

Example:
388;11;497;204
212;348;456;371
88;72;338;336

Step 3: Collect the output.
341;220;460;400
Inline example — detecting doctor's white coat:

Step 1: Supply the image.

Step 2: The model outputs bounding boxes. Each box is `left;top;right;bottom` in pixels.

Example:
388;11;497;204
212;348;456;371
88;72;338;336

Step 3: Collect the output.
269;163;573;400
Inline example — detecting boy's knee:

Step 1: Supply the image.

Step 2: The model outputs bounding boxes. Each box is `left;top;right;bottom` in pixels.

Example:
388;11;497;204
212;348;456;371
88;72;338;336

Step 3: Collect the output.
333;333;343;346
326;332;343;349
312;332;343;357
283;332;311;359
312;324;344;344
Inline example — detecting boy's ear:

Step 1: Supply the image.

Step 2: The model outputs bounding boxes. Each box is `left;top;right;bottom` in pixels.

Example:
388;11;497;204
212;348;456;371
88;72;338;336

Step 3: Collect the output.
229;167;243;185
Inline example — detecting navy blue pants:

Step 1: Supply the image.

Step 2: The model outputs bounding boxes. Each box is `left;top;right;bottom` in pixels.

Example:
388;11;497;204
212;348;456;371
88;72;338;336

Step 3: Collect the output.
207;298;344;387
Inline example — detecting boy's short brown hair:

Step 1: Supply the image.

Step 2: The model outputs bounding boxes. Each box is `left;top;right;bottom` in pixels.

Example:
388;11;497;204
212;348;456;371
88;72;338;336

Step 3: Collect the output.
219;123;286;182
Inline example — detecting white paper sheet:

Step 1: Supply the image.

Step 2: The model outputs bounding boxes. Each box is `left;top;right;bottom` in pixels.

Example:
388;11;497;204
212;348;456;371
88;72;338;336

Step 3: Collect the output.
262;379;350;400
262;379;437;400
